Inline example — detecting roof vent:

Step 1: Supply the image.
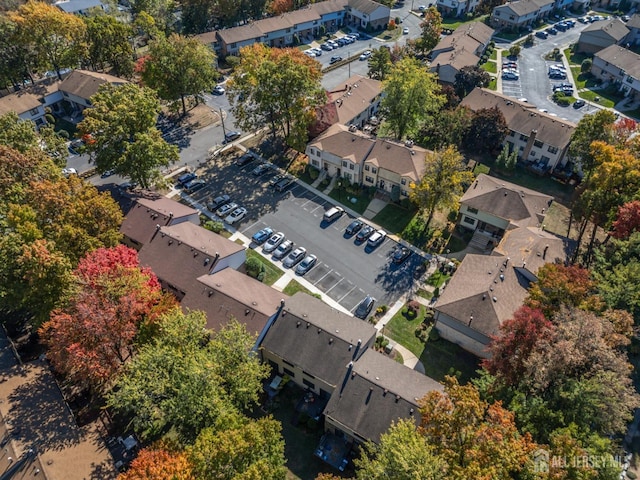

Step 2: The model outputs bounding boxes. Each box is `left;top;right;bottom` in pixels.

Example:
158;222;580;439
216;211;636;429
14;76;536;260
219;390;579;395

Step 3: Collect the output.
329;338;334;344
208;290;213;297
296;321;301;328
204;258;210;265
349;344;352;351
252;301;257;306
500;274;505;281
351;371;356;378
493;296;498;302
395;395;400;403
410;408;414;415
194;251;198;257
383;389;388;395
168;240;173;245
306;322;310;328
318;328;322;334
482;294;486;300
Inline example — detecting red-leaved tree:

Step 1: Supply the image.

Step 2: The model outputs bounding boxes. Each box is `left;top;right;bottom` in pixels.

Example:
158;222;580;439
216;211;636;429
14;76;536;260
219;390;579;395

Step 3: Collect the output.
40;245;167;393
119;443;194;480
483;306;554;386
610;200;640;240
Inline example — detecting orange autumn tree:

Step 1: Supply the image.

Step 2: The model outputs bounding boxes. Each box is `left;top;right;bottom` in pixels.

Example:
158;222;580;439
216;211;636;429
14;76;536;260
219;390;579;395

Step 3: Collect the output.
40;245;173;393
119;443;194;480
418;377;537;480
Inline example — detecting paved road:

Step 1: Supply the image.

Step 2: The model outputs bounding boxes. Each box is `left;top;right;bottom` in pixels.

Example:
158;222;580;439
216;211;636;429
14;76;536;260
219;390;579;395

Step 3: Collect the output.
498;20;603;122
186;154;427;312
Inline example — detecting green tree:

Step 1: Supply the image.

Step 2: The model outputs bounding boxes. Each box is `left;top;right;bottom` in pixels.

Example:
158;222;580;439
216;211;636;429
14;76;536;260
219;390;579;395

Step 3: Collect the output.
368;46;392;81
130;0;175;34
0;16;36;89
381;57;445;140
495;143;509;170
9;1;86;80
355;419;446;480
416;105;472;150
142;34;218;115
508;44;521;57
78;82;178;187
189;413;287;480
108;311;269;441
0;112;67;163
417;7;442;53
228;44;325;151
84;14;135;78
409;146;474;232
581;57;592;73
454;65;490;98
568;110;616;179
463;106;509;155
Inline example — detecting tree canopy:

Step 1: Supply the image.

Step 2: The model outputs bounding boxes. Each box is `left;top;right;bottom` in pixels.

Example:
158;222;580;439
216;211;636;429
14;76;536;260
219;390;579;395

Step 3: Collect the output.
228;44;325;151
78;82;178;187
463;106;509;155
141;34;218;115
381;57;444;140
417;7;442;53
84;14;135;78
368;46;392;81
454;65;491;98
568;110;616;179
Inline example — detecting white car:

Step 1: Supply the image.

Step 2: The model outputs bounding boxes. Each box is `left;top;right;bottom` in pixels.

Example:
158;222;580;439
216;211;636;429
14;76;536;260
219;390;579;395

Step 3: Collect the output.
225;207;247;225
304;50;316;57
62;167;77;176
367;229;386;248
403;27;409;34
217;201;238;217
359;50;372;61
310;47;322;56
212;85;225;95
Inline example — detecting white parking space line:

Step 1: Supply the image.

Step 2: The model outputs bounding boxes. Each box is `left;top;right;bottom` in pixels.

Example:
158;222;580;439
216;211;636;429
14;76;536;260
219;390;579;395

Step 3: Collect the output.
313;268;333;285
241;220;262;234
310;204;325;214
300;195;319;208
338;284;357;302
324;276;344;294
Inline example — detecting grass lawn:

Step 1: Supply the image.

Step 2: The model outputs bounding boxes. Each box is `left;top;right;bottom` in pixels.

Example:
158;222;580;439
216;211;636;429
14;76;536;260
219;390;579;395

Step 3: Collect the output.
376;27;402;41
579;90;616;108
501;49;510;57
245;249;283;286
441;14;487;30
384;304;430;358
473;162;491;175
416;288;433;300
489;49;497;61
497;31;522;41
282;279;320;298
372;203;418;235
491;166;575;205
487;77;497;91
564;47;589;66
481;60;497;74
426;270;450;288
328;186;374;215
419;338;480;384
445;233;468;253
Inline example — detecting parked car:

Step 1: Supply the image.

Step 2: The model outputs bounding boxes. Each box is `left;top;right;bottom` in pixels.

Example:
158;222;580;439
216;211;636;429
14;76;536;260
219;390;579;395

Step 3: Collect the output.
212;85;225;95
392;247;412;264
252;163;272;176
310;47;322;56
403;27;409;34
184;179;206;193
207;194;231;211
263;232;285;253
252;227;274;245
345;219;363;236
101;169;115;178
296;254;317;275
359;50;372;61
555;22;568;31
225;207;247;225
269;173;286;186
216;202;238;217
62;167;77;176
274;176;294;192
354;295;375;319
272;239;293;260
535;30;548;39
330;55;343;64
304;50;317;57
177;171;197;186
355;225;374;242
367;229;386;248
224;131;242;143
546;27;558;35
236;153;255;166
323;206;344;223
320;43;333;51
502;71;519;80
573;99;586;108
283;247;307;268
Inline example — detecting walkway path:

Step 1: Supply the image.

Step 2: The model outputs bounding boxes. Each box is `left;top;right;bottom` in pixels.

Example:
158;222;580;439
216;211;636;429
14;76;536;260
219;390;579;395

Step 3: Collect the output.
362;197;387;220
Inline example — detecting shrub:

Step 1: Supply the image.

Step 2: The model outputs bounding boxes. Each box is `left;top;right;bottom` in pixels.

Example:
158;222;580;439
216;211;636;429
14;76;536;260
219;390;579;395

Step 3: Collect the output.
480;54;488;63
308;165;320;180
627;471;637;480
525;34;534;45
388;19;396;30
45;113;55;125
225;55;240;67
57;129;69;139
204;220;225;233
581;58;592;73
429;329;440;341
553;91;570;106
246;257;263;278
293;34;300;45
509;45;521;57
433;287;440;298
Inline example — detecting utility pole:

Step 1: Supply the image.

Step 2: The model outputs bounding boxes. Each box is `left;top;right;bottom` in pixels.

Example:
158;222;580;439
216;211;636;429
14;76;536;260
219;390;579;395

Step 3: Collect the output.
219;107;227;139
348;53;351;77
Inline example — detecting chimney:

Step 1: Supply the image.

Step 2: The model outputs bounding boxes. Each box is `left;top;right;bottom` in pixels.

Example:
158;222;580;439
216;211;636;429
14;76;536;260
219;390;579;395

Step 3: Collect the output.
543;244;549;259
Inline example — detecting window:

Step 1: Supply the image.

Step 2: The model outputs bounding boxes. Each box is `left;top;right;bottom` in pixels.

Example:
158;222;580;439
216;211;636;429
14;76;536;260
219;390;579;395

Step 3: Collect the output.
509;130;515;136
310;148;316;156
467;207;478;214
534;140;543;148
519;146;524;151
283;367;295;377
463;216;476;225
401;178;406;185
364;165;370;171
531;151;536;156
342;160;348;168
29;107;39;115
312;160;319;167
349;163;354;170
547;145;558;154
401;190;408;196
283;359;294;367
627;76;633;84
541;155;550;163
365;176;375;183
519;134;528;142
303;378;315;389
371;167;377;173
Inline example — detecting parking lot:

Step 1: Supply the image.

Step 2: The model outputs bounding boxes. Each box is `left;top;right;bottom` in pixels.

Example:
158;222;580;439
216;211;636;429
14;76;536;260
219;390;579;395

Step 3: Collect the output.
185;153;427;313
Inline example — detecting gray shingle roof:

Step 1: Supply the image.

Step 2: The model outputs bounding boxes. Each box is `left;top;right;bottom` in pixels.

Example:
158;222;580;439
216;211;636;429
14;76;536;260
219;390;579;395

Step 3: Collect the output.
595;45;640;80
260;292;377;388
58;69;127;100
324;349;442;443
581;18;630;41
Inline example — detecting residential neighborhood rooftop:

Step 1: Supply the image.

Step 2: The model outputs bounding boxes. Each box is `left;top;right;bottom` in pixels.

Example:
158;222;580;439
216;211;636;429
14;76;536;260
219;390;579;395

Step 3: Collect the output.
581;17;630;40
594;45;640;80
365;139;428;182
59;69;127;100
309;123;376;163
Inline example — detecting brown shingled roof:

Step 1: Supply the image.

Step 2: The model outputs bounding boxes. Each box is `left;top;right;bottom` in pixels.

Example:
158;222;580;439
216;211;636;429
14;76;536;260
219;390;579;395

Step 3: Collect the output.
181;270;287;335
365;139;427;182
58;69;127;100
581;17;630;40
309;123;376;163
595;45;640;80
326;75;382;126
460;88;575;150
460;174;553;229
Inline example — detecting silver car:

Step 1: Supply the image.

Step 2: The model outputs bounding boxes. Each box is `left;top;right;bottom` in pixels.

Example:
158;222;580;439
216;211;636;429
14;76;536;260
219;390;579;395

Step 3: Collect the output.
263;232;285;253
296;254;317;275
283;247;307;268
272;240;294;260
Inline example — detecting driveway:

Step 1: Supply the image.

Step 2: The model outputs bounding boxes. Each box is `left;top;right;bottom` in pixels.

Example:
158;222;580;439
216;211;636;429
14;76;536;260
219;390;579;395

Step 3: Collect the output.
186;154;428;313
499;20;603;122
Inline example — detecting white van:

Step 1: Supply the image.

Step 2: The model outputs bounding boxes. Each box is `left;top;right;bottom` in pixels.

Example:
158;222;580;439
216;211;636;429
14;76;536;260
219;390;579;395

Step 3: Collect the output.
323;206;344;223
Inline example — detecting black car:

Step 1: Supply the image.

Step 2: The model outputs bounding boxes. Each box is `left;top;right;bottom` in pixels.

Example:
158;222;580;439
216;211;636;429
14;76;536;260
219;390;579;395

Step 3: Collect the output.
252;163;272;176
392;247;412;264
236;154;255;166
207;194;231;211
535;30;548;39
354;295;375;319
177;171;197;186
330;55;343;64
252;227;274;245
355;225;374;242
345;220;363;236
573;99;586;108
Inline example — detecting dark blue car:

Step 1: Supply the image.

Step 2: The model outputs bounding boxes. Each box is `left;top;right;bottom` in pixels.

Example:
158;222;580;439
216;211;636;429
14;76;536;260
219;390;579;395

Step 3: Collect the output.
252;227;274;245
